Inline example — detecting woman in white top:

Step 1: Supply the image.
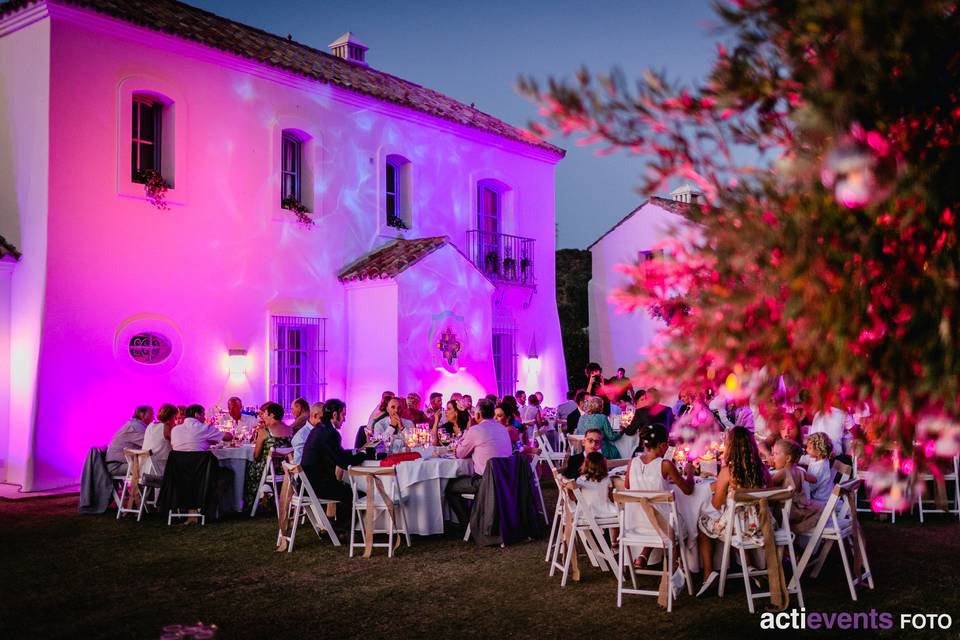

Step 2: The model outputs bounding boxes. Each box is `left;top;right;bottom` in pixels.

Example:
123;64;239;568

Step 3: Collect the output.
141;403;177;478
575;451;619;519
624;424;695;568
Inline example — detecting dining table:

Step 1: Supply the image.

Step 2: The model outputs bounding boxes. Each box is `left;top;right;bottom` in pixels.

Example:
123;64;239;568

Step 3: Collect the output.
211;443;255;512
358;453;473;535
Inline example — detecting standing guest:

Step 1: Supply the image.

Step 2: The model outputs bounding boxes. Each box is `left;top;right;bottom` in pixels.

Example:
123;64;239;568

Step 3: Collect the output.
575;396;623;459
291;402;324;465
432;399;469;443
404;393;430;424
810;406;854;458
445;398;514;528
609;367;634;402
556;390;578;422
289;397;310;433
141;403;177;478
567;390;590;434
171;405;232;451
373;397;414;439
425;392;444;421
625;388;674;435
300;399;365;532
224;396;258;439
106;406;154;475
562;428;603;479
674;386;695;417
585;363;604;395
696;426;770;596
245;402;293;510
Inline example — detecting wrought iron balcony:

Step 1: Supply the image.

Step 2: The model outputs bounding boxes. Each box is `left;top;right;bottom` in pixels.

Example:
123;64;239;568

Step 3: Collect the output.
466;230;535;287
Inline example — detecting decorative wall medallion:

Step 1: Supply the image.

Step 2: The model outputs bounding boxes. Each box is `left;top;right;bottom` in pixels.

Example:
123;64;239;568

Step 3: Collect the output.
436;327;461;367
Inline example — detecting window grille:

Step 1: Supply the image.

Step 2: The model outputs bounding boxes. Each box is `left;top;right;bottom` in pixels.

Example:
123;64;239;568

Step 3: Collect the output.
270;316;327;408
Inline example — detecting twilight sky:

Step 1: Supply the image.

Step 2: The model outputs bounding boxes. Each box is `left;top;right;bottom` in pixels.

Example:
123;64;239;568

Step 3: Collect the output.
190;0;719;249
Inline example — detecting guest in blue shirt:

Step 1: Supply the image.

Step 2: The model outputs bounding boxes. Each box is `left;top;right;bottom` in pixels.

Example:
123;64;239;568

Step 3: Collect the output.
291;401;323;464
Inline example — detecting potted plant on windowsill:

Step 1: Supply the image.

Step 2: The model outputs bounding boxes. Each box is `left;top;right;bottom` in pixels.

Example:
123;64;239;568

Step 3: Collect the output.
386;214;409;230
135;169;169;210
281;197;314;226
502;256;517;279
484;250;499;275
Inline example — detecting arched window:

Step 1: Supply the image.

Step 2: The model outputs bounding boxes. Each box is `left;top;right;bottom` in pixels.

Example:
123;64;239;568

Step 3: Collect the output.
385;154;412;229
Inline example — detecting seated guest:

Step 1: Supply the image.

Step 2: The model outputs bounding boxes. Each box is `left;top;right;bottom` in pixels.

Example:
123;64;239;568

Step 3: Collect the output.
171;405;232;451
801;432;835;502
444;399;514;528
516;390;527;409
245;402;293;510
425;392;444;422
520;392;545;428
291;401;323;464
495;404;520;447
224;396;258;438
567;390;590;434
561;428;603;479
484;393;498;404
367;391;394;429
300;399;365;531
141;403;177;478
373;397;414;439
556;390;578;422
461;394;474;414
769;438;822;533
106;405;154;475
404;392;430;424
289;397;310;433
696;426;770;596
575;396;623;459
432;399;469;443
175;405;187;425
760;413;804;465
575;451;619;519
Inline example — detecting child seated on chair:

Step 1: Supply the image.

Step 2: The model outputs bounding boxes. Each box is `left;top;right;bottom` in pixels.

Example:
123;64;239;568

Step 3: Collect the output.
625;424;695;568
696;426;770;597
799;432;834;503
576;452;619;520
770;438;823;534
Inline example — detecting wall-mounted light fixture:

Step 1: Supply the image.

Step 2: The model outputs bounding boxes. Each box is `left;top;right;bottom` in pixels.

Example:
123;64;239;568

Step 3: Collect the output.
228;349;248;376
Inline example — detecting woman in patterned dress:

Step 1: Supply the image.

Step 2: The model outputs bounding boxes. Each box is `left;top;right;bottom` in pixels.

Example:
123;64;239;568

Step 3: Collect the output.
244;402;293;511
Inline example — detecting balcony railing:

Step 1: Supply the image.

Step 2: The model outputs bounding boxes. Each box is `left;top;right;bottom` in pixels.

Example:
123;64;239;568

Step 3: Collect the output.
466;230;535;287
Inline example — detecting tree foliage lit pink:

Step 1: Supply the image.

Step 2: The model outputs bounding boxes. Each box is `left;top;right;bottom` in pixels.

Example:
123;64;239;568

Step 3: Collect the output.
520;0;960;509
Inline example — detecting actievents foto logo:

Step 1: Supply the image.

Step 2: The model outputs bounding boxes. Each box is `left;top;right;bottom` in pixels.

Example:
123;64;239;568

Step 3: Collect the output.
759;609;954;632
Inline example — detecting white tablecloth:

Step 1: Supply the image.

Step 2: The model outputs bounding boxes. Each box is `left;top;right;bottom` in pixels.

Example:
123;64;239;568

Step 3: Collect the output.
212;445;254;512
359;457;473;535
615;433;640;459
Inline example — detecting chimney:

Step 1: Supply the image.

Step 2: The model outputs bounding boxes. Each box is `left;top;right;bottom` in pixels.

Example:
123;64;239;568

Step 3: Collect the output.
670;184;702;204
328;32;369;66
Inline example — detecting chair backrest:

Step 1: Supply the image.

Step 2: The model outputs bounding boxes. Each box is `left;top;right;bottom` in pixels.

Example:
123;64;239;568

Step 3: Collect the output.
121;448;152;480
347;466;398;502
832;478;861;520
831;459;853;483
536;435;560;474
728;487;795;538
282;461;313;502
566;434;583;454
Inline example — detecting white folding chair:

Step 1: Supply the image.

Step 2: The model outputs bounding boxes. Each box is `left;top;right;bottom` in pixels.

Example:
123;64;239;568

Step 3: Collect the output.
536;434;567;468
250;446;292;517
462;492;476;542
348;466;411;558
548;471;619;587
276;462;340;552
791;479;874;601
917;455;960;523
853;454;897;522
717;488;805;613
116;448;155;522
614;489;693;612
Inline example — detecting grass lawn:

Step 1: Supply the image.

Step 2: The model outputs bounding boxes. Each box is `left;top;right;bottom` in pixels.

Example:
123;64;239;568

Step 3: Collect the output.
2;489;958;639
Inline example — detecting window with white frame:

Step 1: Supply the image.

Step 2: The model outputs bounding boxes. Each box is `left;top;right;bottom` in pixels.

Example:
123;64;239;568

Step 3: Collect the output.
281;131;302;205
385;154;411;229
131;96;162;182
492;317;517;398
270;316;327;408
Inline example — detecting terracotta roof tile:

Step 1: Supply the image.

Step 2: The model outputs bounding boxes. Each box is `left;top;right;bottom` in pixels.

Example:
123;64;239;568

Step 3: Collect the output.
338;236;449;282
0;0;564;157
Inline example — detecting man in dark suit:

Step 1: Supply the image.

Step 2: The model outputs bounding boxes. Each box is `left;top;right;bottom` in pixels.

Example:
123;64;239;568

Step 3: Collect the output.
300;398;366;531
566;390;590;434
561;428;604;479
